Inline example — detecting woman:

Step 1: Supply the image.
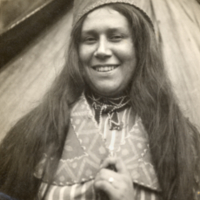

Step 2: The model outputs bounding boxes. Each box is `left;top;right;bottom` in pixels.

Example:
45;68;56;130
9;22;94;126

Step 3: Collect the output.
0;0;199;200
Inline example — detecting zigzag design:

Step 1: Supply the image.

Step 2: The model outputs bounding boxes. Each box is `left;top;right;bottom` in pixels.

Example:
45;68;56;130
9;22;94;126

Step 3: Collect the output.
54;155;103;184
35;94;161;191
136;160;159;188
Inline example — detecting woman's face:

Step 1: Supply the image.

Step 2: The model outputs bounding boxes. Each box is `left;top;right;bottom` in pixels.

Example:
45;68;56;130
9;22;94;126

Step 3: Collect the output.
79;6;137;97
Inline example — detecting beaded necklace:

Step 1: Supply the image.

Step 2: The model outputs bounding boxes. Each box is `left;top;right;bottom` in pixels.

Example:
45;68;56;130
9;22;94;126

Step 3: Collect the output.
85;91;131;131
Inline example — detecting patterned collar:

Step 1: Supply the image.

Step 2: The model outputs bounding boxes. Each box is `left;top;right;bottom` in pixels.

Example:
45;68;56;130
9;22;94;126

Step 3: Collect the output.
35;94;161;192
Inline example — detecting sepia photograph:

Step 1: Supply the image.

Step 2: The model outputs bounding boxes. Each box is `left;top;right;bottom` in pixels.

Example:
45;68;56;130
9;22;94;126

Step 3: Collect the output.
0;0;200;199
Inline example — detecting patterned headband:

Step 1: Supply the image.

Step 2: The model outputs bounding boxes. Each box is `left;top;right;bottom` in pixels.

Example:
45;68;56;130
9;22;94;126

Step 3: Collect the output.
73;0;154;29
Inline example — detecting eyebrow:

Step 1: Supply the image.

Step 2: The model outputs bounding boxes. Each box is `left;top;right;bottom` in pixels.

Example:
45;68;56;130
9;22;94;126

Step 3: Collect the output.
81;27;128;35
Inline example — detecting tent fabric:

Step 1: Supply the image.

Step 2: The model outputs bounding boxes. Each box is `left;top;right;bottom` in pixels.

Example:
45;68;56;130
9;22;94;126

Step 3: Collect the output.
148;0;200;127
0;0;199;141
0;0;53;34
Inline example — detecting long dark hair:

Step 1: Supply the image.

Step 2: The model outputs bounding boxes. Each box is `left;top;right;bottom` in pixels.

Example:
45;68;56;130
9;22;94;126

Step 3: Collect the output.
0;3;199;200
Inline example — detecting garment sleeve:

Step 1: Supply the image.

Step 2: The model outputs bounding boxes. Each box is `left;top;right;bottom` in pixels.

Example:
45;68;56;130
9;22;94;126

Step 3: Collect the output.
37;181;96;200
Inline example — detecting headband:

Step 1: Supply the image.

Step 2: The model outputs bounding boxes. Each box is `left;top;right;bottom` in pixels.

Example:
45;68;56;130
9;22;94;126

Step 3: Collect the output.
73;0;154;28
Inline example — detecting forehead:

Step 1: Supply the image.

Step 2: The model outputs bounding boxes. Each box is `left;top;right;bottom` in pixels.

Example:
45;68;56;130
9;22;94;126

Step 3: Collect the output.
81;6;130;32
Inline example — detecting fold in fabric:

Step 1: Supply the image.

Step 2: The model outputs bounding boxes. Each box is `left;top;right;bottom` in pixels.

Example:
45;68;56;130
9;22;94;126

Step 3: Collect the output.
35;94;161;192
148;0;200;126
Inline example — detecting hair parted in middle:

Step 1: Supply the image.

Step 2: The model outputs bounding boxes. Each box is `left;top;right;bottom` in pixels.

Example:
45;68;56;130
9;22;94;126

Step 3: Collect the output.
66;4;199;200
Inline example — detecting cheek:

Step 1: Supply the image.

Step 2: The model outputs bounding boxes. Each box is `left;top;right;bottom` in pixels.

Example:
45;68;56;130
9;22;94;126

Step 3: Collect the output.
115;43;135;62
79;45;94;65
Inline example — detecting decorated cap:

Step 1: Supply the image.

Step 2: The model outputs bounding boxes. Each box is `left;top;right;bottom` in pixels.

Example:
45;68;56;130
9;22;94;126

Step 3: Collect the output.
73;0;153;28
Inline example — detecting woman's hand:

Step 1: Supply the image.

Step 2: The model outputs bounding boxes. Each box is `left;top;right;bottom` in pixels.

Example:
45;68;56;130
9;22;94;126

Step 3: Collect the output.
94;157;135;200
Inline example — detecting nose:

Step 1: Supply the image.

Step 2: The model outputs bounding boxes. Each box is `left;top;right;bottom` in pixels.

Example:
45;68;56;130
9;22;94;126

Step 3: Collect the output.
94;37;112;59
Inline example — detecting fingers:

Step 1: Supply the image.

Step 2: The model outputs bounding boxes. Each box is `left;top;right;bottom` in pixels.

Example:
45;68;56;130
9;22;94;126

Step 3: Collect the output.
94;177;118;199
96;167;133;190
95;168;120;189
94;168;122;200
100;156;129;175
94;167;135;200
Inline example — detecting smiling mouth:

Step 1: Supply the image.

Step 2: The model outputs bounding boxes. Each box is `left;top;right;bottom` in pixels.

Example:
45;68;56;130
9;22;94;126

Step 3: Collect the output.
93;65;118;72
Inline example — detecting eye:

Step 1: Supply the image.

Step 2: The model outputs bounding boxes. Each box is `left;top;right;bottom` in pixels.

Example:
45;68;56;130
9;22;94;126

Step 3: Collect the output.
82;36;97;44
110;34;124;42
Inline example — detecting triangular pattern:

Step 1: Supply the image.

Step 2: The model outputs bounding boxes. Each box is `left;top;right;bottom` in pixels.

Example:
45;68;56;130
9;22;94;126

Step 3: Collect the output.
35;94;161;191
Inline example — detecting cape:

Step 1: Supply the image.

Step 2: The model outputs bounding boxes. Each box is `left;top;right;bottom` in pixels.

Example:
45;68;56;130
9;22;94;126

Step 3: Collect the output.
35;94;161;192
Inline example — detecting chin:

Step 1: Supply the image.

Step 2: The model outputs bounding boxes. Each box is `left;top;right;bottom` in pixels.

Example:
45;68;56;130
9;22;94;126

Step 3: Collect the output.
95;88;123;97
85;80;125;97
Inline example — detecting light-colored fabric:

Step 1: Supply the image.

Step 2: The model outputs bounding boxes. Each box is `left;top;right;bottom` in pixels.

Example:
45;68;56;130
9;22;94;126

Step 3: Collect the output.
38;181;161;200
37;94;161;199
148;0;200;127
72;0;154;28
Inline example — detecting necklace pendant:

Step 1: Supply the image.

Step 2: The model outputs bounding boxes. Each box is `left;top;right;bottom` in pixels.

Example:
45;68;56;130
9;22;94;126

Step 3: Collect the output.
108;111;123;131
110;121;123;131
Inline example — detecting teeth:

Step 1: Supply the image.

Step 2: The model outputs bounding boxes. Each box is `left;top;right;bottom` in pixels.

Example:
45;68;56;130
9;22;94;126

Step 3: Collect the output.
94;66;117;72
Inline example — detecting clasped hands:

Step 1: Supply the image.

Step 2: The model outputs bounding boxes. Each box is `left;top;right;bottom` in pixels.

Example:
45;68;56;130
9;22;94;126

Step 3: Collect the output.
94;157;135;200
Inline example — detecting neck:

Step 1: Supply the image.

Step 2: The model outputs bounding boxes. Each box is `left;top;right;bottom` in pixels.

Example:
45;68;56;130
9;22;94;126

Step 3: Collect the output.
85;88;131;128
85;87;130;100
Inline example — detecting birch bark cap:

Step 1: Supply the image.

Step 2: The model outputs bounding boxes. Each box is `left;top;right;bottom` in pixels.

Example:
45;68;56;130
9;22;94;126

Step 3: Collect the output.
73;0;154;29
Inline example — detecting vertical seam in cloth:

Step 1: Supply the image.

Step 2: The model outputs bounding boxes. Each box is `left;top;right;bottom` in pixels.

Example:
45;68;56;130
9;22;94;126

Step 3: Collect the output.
103;116;109;140
109;130;117;151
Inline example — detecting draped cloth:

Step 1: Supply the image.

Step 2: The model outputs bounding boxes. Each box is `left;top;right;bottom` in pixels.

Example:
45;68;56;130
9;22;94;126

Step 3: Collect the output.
142;0;200;127
35;94;162;199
